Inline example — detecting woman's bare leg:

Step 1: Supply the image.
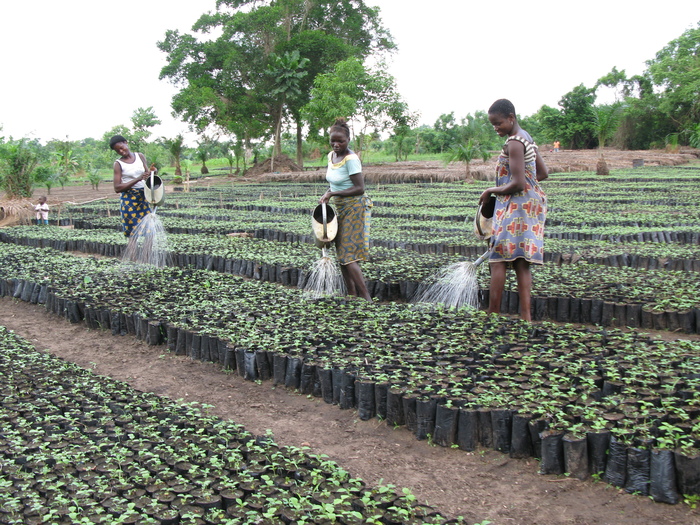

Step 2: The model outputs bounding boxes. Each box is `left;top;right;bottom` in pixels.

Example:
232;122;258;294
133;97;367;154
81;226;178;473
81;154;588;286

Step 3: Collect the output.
488;261;506;314
514;258;532;321
339;264;356;296
341;262;371;301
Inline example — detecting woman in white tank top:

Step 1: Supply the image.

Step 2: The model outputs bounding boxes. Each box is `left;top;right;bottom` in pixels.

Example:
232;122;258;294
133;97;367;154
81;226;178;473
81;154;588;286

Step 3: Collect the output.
110;135;156;237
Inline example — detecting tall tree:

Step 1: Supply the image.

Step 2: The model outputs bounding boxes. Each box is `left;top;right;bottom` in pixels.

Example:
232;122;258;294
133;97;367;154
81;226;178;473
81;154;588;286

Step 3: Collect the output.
558;84;598;149
594;103;623;150
446;139;492;182
432;112;460;153
49;137;79;189
196;137;216;175
278;30;354;165
459;111;500;151
0;139;40;199
596;67;672;150
157;0;394;168
646;22;700;133
266;49;309;168
130;107;162;152
163;135;185;177
303;57;412;156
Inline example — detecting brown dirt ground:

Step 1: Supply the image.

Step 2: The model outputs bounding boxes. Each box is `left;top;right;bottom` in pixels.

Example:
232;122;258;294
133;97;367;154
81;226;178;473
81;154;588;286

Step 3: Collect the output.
2;151;700;524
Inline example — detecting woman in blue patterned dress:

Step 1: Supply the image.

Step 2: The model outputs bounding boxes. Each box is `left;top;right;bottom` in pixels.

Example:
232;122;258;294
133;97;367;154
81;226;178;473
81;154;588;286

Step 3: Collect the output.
110;135;156;237
479;99;548;321
319;118;373;301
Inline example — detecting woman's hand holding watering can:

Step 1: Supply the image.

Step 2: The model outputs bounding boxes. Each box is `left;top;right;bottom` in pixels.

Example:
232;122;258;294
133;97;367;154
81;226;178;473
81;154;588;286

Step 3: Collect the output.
479;189;495;205
319;190;332;204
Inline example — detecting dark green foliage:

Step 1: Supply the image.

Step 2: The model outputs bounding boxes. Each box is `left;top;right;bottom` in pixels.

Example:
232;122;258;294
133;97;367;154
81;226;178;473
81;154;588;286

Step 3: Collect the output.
558;84;598;149
0;139;40;198
158;0;395;154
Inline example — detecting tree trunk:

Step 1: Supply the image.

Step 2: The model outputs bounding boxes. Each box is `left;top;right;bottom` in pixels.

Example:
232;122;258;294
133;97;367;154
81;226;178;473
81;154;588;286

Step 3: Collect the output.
272;101;285;172
296;118;303;168
596;153;609;176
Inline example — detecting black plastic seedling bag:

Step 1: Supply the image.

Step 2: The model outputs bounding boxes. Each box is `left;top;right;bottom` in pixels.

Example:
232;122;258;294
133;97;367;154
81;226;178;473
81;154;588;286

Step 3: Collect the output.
674;449;700;496
563;434;589;480
385;388;405;427
415;397;438;441
491;409;512;453
624;447;650;495
356;380;376;421
603;436;628;488
539;430;565;475
433;403;459;447
510;413;534;458
650;449;679;504
587;430;611;476
457;408;479;452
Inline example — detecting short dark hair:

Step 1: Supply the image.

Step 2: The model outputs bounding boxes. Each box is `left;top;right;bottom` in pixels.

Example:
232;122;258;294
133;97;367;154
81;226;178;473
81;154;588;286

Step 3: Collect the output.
109;135;128;150
488;99;516;117
329;118;351;138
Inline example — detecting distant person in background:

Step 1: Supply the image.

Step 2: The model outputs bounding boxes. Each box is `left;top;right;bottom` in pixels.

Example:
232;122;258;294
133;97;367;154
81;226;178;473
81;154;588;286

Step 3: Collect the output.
34;196;49;225
110;135;156;237
553;140;560;152
319;118;373;301
480;99;548;321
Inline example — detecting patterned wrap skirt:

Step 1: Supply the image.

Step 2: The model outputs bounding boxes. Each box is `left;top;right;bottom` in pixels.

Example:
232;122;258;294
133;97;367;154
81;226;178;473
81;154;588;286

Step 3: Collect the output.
332;194;372;265
120;188;151;237
489;154;546;265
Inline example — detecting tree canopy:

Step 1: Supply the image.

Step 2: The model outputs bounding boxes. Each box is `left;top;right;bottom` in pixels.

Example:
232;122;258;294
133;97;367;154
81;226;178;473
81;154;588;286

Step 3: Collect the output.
529;22;700;150
157;0;396;159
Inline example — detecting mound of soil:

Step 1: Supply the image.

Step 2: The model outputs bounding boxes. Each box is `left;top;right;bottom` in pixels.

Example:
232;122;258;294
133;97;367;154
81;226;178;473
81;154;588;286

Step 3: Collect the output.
245;154;302;176
0;198;34;225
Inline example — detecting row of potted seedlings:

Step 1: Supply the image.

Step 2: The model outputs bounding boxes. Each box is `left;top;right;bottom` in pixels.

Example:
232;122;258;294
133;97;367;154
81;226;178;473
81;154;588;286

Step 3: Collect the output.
62;168;700;243
62;208;700;263
0;326;455;524
2;229;700;333
1;244;700;504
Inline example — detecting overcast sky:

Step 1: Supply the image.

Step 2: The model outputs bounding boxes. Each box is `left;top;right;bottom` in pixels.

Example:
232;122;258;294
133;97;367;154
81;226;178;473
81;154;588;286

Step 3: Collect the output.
1;1;698;145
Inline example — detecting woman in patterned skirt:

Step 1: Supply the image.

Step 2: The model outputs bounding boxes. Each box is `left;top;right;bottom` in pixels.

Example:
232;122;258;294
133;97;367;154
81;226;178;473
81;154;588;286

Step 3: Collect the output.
479;99;549;321
319;118;373;301
110;135;156;237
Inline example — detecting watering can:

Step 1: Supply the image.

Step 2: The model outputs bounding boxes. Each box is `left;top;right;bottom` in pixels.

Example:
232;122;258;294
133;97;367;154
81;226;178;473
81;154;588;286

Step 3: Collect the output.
311;202;338;249
473;196;496;241
144;172;166;208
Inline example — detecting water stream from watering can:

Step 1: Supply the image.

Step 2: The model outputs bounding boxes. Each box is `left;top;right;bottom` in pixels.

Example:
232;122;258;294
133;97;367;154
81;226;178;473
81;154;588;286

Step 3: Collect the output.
302;247;346;299
121;212;170;268
411;261;481;309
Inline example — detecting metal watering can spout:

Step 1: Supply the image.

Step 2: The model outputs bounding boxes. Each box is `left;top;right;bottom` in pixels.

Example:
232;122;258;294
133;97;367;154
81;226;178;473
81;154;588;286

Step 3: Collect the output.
322;202;328;240
472;250;491;268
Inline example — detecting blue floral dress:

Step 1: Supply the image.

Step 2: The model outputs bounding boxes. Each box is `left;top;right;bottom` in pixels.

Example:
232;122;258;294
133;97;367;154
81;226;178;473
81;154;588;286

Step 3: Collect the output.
489;135;547;265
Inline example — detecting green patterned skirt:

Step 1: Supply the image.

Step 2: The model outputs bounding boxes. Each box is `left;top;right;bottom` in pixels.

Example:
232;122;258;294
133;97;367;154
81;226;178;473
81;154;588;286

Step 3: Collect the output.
332;194;372;265
120;188;151;237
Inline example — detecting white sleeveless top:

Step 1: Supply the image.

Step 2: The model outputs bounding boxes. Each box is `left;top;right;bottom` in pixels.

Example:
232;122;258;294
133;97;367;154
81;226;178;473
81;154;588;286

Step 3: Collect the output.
115;153;146;190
